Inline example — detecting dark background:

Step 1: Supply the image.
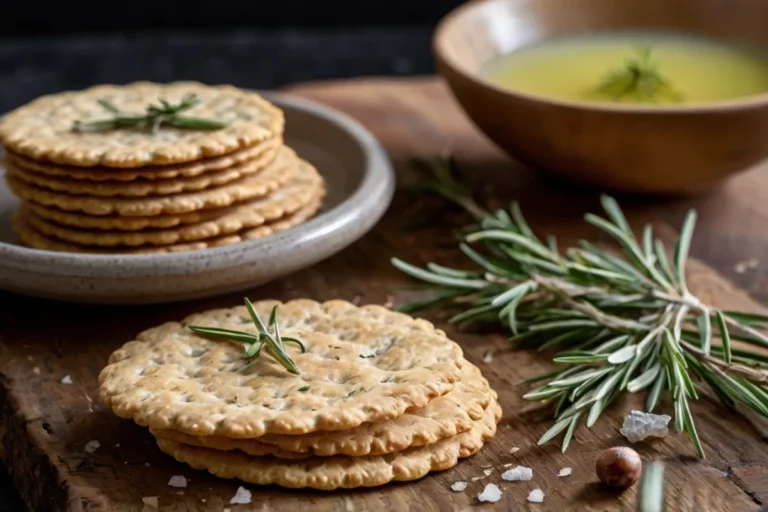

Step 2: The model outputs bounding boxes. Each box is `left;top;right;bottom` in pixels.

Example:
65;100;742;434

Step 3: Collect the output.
0;1;463;509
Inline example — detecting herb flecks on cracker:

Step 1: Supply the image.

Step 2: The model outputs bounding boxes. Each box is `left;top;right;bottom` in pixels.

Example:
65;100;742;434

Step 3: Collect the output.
72;94;227;134
189;298;305;375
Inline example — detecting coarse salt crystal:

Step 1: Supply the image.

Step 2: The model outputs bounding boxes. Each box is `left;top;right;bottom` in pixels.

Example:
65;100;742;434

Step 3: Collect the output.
558;467;572;477
61;375;72;384
450;481;468;492
230;486;252;505
141;496;158;508
168;475;187;488
619;410;671;443
528;489;544;503
502;466;533;481
84;440;100;453
483;351;494;363
477;483;502;503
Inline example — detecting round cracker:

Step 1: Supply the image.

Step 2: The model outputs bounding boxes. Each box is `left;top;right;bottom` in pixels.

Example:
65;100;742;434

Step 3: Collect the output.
6;146;297;216
20;161;323;246
3;138;280;181
152;361;493;457
0;81;284;167
98;300;465;437
13;193;324;254
4;142;280;197
155;399;501;490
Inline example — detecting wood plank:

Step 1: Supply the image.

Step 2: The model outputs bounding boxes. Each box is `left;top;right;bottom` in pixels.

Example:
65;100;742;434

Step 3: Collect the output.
2;76;768;511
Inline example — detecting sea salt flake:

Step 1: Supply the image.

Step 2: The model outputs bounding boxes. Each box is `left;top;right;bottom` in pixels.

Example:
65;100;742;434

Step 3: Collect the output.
620;410;672;443
558;467;572;477
168;475;187;488
230;486;252;505
60;375;72;384
528;489;544;503
477;483;502;503
84;440;100;453
502;466;533;481
141;496;158;508
483;351;494;363
450;481;468;492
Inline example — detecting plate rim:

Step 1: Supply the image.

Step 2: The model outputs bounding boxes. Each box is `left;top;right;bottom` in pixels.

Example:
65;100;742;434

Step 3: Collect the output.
0;91;395;276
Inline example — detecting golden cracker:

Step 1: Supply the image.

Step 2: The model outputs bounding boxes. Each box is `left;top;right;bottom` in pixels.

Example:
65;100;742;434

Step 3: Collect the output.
7;146;297;216
4;142;280;196
0;81;284;167
98;300;465;437
3;138;279;181
14;193;324;254
155;399;501;490
20;161;323;246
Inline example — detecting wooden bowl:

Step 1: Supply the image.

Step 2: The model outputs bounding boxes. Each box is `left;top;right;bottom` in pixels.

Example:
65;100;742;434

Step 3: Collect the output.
433;0;768;193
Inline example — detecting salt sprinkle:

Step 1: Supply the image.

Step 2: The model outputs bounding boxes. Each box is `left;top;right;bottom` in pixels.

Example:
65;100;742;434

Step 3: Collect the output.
32;367;40;375
450;481;468;492
141;496;158;508
502;466;533;481
620;410;672;443
168;475;187;488
528;489;545;503
230;486;252;505
84;440;100;454
477;483;502;503
60;375;72;385
483;351;494;364
558;467;572;477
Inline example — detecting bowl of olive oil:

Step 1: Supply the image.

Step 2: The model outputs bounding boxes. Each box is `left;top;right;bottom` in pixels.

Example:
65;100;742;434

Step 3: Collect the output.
433;0;768;193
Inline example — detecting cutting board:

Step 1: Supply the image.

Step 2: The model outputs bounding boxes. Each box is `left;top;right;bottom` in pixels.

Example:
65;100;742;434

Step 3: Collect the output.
2;77;768;511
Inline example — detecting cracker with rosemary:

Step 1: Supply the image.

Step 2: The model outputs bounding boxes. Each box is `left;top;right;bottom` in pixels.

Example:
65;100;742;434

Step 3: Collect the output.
19;160;323;246
155;399;500;490
152;361;493;457
98;300;464;437
2;137;280;182
0;81;283;167
7;146;297;216
14;193;324;254
4;141;280;197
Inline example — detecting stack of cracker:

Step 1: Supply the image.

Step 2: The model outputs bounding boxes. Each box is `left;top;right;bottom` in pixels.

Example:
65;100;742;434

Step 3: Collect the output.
98;299;501;490
0;82;325;254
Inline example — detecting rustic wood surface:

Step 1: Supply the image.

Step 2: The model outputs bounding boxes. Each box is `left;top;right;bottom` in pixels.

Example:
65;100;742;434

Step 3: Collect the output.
2;77;768;511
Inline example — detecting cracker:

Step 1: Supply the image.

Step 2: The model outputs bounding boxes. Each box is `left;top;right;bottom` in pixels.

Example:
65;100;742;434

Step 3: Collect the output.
98;300;465;437
155;399;501;490
20;161;323;246
6;146;297;216
152;361;492;457
4;142;280;197
0;81;284;167
13;193;324;254
3;138;279;181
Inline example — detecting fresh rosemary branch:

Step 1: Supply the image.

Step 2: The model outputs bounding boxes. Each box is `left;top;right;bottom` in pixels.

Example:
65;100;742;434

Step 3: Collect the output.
636;461;666;512
392;158;768;458
72;93;227;134
595;47;684;104
188;298;305;375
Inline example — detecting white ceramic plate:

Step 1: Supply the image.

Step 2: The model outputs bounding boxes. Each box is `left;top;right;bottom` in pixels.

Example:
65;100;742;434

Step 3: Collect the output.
0;92;395;304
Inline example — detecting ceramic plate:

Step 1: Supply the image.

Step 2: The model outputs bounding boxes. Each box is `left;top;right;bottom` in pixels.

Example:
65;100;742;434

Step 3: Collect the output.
0;92;395;304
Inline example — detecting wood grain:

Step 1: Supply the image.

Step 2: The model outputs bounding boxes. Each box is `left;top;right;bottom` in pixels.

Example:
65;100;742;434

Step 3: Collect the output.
1;77;768;511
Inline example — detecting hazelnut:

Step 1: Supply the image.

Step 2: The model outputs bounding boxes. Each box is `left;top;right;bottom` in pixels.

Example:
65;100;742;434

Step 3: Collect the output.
596;446;642;489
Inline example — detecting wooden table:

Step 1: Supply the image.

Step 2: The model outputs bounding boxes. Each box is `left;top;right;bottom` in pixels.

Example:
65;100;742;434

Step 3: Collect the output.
2;77;768;511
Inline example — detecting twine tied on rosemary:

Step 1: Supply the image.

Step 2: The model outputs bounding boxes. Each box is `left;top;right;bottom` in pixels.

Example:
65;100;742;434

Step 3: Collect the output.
392;158;768;458
72;93;228;134
189;298;305;375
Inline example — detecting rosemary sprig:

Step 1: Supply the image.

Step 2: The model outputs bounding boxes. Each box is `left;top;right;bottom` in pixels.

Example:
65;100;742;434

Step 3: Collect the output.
72;93;227;134
594;47;684;104
188;298;305;375
636;461;666;511
392;158;768;458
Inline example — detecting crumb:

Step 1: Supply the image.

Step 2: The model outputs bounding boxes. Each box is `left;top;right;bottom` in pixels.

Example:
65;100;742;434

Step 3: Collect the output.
168;475;187;488
559;467;572;477
384;295;395;309
352;295;362;305
483;351;493;364
32;367;40;375
230;486;252;505
450;481;468;492
141;496;158;508
60;375;72;385
84;440;100;454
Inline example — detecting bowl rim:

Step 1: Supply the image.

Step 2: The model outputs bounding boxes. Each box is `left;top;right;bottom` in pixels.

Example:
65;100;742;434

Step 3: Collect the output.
0;91;395;274
433;0;768;114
